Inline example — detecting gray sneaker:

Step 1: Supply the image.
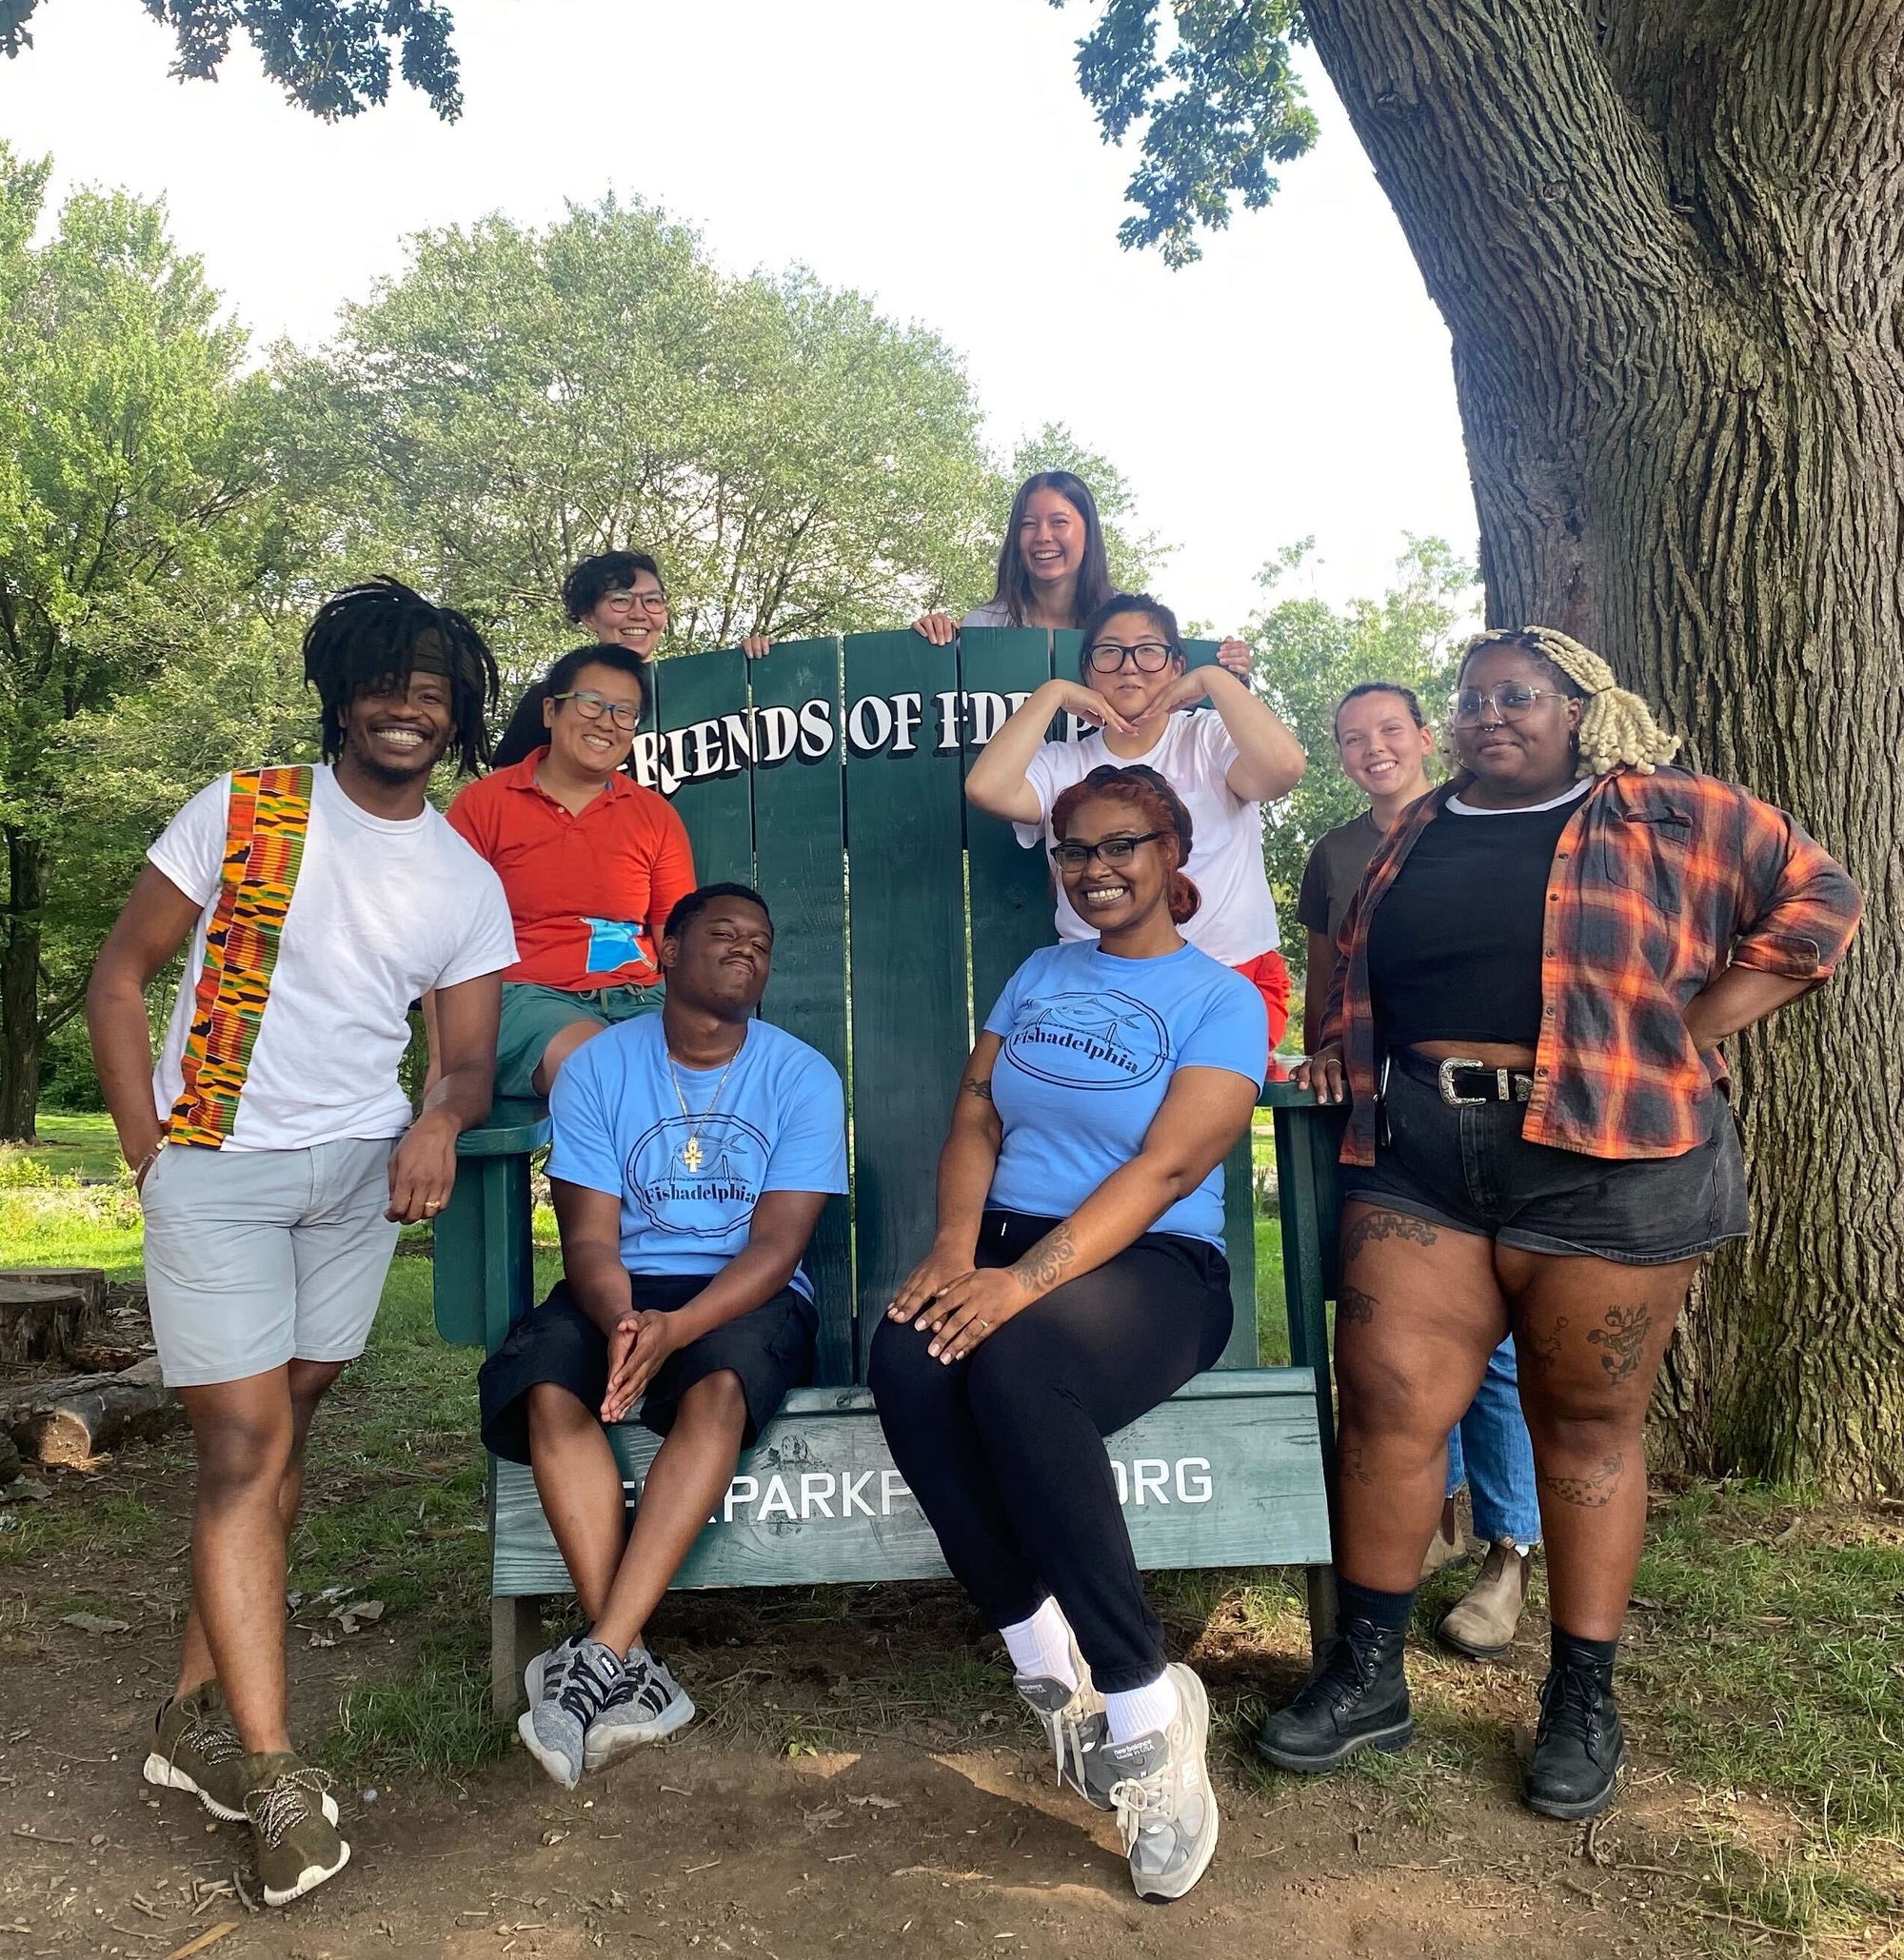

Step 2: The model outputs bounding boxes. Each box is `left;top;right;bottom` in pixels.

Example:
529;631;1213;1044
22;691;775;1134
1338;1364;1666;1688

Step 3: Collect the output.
1101;1664;1220;1902
584;1648;696;1769
516;1634;624;1789
1014;1636;1113;1811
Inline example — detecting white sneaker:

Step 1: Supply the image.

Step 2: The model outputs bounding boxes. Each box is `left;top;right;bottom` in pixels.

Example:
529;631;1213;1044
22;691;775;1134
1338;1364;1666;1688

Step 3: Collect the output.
1014;1633;1112;1810
1101;1664;1220;1902
583;1648;696;1769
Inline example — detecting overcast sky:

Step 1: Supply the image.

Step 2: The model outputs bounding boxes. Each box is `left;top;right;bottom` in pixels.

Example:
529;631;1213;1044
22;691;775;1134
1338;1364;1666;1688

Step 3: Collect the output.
4;0;1479;629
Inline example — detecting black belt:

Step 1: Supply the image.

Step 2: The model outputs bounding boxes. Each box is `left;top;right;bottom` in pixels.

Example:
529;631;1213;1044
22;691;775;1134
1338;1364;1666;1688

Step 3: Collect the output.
1392;1048;1535;1106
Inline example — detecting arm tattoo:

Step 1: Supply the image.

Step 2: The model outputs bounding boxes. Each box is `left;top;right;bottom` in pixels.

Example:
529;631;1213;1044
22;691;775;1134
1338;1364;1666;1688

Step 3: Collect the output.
1339;1284;1378;1326
1542;1453;1624;1508
960;1076;995;1103
1588;1304;1653;1384
1010;1224;1076;1295
1342;1208;1439;1265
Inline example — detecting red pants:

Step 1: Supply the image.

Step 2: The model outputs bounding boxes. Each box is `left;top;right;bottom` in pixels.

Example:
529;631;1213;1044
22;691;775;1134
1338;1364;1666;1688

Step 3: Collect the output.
1233;947;1292;1076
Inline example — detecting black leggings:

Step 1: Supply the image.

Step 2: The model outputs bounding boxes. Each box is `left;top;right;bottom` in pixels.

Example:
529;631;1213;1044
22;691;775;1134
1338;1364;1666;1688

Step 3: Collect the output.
867;1209;1232;1693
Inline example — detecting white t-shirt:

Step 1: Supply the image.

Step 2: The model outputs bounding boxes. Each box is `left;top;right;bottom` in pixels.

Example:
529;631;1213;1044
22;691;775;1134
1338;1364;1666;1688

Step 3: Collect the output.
149;765;518;1151
1017;711;1281;966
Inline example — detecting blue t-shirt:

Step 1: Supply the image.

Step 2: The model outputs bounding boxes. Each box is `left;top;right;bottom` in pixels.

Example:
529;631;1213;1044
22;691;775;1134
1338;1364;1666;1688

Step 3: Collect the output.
982;940;1266;1247
546;1015;847;1296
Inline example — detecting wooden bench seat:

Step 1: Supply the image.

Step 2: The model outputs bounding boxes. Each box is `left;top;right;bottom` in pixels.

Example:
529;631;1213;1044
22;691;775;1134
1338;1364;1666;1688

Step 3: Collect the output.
431;629;1345;1713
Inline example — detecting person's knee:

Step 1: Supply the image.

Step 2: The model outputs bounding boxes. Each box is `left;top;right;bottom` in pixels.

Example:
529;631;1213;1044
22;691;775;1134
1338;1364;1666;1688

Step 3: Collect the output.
867;1317;937;1408
526;1379;597;1446
192;1404;295;1505
1524;1397;1639;1468
677;1369;747;1435
1335;1344;1449;1453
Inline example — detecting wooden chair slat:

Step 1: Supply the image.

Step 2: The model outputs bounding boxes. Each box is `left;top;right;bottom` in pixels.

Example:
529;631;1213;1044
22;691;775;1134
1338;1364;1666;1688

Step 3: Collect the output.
841;630;968;1375
748;637;854;1385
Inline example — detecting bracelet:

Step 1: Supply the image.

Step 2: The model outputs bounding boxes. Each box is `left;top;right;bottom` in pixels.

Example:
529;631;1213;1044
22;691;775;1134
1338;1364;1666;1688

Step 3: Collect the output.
132;1139;167;1181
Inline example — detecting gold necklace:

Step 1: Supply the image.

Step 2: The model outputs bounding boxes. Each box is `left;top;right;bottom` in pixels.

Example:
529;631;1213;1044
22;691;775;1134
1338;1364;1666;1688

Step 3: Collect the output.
667;1037;743;1174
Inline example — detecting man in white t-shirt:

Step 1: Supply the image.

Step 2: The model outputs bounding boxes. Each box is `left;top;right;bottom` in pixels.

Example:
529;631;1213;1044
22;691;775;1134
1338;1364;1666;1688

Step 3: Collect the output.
85;579;518;1908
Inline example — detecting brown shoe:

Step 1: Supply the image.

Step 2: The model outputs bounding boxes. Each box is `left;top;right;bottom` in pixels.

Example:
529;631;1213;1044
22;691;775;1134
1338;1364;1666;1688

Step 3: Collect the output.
1418;1498;1465;1581
1435;1540;1531;1659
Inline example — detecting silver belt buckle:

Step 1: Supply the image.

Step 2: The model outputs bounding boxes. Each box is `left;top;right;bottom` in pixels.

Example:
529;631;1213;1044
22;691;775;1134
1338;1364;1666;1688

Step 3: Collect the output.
1437;1056;1492;1106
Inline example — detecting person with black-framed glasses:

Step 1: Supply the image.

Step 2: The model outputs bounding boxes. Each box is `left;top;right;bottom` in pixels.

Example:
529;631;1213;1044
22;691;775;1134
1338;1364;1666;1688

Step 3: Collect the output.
964;593;1306;1055
446;643;695;1099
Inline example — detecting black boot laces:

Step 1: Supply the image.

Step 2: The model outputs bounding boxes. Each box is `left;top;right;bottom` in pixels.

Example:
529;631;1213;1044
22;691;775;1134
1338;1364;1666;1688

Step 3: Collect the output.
1316;1623;1391;1715
1537;1661;1609;1756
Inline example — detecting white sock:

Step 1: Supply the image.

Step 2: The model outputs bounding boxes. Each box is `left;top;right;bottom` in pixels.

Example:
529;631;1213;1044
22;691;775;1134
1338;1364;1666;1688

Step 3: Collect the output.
999;1598;1076;1688
1104;1671;1179;1745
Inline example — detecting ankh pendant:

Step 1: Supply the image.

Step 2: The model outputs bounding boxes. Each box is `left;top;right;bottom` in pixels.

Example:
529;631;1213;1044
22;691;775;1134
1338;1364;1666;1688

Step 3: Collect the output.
680;1137;704;1174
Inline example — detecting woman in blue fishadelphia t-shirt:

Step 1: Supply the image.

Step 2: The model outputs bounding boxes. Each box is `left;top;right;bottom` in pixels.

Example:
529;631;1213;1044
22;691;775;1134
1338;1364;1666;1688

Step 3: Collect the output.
869;765;1265;1908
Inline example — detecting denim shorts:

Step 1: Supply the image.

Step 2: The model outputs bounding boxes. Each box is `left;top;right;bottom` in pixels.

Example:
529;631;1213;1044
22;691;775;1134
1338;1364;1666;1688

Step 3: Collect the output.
141;1137;400;1386
1340;1056;1748;1265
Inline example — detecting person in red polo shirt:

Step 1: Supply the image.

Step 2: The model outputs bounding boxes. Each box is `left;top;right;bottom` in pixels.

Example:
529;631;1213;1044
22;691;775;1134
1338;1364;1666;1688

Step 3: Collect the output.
447;643;695;1098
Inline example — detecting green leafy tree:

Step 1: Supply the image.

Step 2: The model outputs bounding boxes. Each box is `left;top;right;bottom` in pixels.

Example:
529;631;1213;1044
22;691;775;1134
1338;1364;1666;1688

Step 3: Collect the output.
271;198;1004;689
1248;536;1475;968
0;146;287;1139
0;0;460;119
1056;0;1904;1492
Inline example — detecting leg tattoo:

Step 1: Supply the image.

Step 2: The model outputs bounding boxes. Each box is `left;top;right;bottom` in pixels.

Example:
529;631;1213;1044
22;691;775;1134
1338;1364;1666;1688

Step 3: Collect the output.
1339;1284;1378;1326
1588;1304;1652;1385
1542;1454;1624;1509
1342;1209;1440;1265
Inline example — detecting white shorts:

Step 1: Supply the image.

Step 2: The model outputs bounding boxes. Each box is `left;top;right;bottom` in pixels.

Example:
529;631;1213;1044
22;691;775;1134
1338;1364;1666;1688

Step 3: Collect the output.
140;1138;400;1388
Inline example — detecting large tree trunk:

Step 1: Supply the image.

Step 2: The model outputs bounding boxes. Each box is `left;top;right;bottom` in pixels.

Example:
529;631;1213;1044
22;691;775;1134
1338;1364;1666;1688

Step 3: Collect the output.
0;826;44;1143
1301;0;1904;1495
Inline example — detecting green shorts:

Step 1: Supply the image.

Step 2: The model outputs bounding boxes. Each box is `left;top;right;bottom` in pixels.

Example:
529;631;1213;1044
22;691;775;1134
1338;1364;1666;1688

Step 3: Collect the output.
495;980;664;1099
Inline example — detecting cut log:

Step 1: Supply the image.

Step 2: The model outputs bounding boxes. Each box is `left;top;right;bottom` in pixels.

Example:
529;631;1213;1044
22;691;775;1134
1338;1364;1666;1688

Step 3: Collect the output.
0;1268;109;1317
0;1280;89;1366
0;1357;180;1466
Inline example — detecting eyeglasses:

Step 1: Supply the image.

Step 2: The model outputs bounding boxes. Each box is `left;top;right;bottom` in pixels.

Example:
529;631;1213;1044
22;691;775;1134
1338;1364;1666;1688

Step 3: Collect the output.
551;689;642;730
1085;641;1175;674
599;588;670;616
1448;683;1561;726
1049;830;1167;870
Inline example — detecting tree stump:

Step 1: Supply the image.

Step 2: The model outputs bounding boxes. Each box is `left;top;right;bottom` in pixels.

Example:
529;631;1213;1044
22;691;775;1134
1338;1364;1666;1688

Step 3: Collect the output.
0;1278;91;1366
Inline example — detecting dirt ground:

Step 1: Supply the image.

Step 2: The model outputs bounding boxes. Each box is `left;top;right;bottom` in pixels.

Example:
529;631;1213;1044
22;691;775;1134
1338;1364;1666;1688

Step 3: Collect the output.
0;1431;1815;1960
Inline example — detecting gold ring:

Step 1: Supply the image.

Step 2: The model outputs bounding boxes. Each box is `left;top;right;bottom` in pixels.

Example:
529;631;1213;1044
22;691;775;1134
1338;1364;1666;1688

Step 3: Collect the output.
975;1318;989;1333
425;1200;441;1212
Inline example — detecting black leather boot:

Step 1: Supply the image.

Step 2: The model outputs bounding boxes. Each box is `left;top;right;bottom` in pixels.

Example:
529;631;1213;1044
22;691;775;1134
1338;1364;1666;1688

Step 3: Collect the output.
1524;1654;1625;1819
1253;1619;1413;1772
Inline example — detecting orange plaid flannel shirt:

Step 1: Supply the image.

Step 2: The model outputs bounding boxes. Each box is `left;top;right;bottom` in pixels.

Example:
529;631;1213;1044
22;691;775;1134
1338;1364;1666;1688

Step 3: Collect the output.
1321;766;1862;1166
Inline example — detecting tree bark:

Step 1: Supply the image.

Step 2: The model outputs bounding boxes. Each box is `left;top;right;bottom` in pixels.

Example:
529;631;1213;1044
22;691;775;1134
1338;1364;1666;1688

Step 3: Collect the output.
1301;0;1904;1495
0;825;45;1143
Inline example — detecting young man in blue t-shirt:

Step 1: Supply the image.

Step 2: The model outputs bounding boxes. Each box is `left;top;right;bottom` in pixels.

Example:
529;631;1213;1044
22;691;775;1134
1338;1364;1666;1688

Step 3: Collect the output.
477;883;846;1787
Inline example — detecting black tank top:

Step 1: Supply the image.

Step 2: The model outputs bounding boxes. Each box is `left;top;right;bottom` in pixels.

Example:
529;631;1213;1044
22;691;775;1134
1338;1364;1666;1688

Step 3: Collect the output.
1367;789;1584;1049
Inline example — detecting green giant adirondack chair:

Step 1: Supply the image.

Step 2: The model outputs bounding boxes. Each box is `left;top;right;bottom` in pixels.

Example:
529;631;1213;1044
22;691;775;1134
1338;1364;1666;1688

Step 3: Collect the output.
432;628;1346;1713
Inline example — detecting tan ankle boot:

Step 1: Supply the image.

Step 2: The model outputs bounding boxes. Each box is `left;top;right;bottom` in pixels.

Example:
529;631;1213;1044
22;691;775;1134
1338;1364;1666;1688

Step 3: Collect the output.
1418;1497;1464;1581
1435;1540;1531;1659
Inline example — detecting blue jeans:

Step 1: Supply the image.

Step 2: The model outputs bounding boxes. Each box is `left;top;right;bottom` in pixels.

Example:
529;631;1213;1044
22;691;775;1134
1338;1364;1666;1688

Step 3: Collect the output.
1445;1335;1541;1546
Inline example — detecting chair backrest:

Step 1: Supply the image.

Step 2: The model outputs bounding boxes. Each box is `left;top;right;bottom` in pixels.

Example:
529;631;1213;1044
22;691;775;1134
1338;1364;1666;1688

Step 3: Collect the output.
641;627;1240;1387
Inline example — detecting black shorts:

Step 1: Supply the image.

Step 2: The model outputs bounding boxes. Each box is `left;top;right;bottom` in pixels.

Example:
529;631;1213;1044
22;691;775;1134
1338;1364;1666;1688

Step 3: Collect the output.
1340;1053;1749;1265
478;1276;818;1464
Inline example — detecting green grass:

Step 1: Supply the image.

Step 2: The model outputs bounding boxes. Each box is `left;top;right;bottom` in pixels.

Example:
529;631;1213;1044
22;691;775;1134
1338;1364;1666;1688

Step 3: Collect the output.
0;1109;125;1183
1625;1484;1904;1842
0;1152;145;1281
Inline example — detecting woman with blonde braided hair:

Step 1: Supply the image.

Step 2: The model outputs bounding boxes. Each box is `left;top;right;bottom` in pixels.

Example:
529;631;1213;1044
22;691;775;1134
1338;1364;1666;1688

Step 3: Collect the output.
1257;625;1862;1823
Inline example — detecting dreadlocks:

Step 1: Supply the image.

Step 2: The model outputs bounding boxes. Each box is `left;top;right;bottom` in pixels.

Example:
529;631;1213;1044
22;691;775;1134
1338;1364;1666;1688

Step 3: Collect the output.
1457;626;1679;778
302;578;499;775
